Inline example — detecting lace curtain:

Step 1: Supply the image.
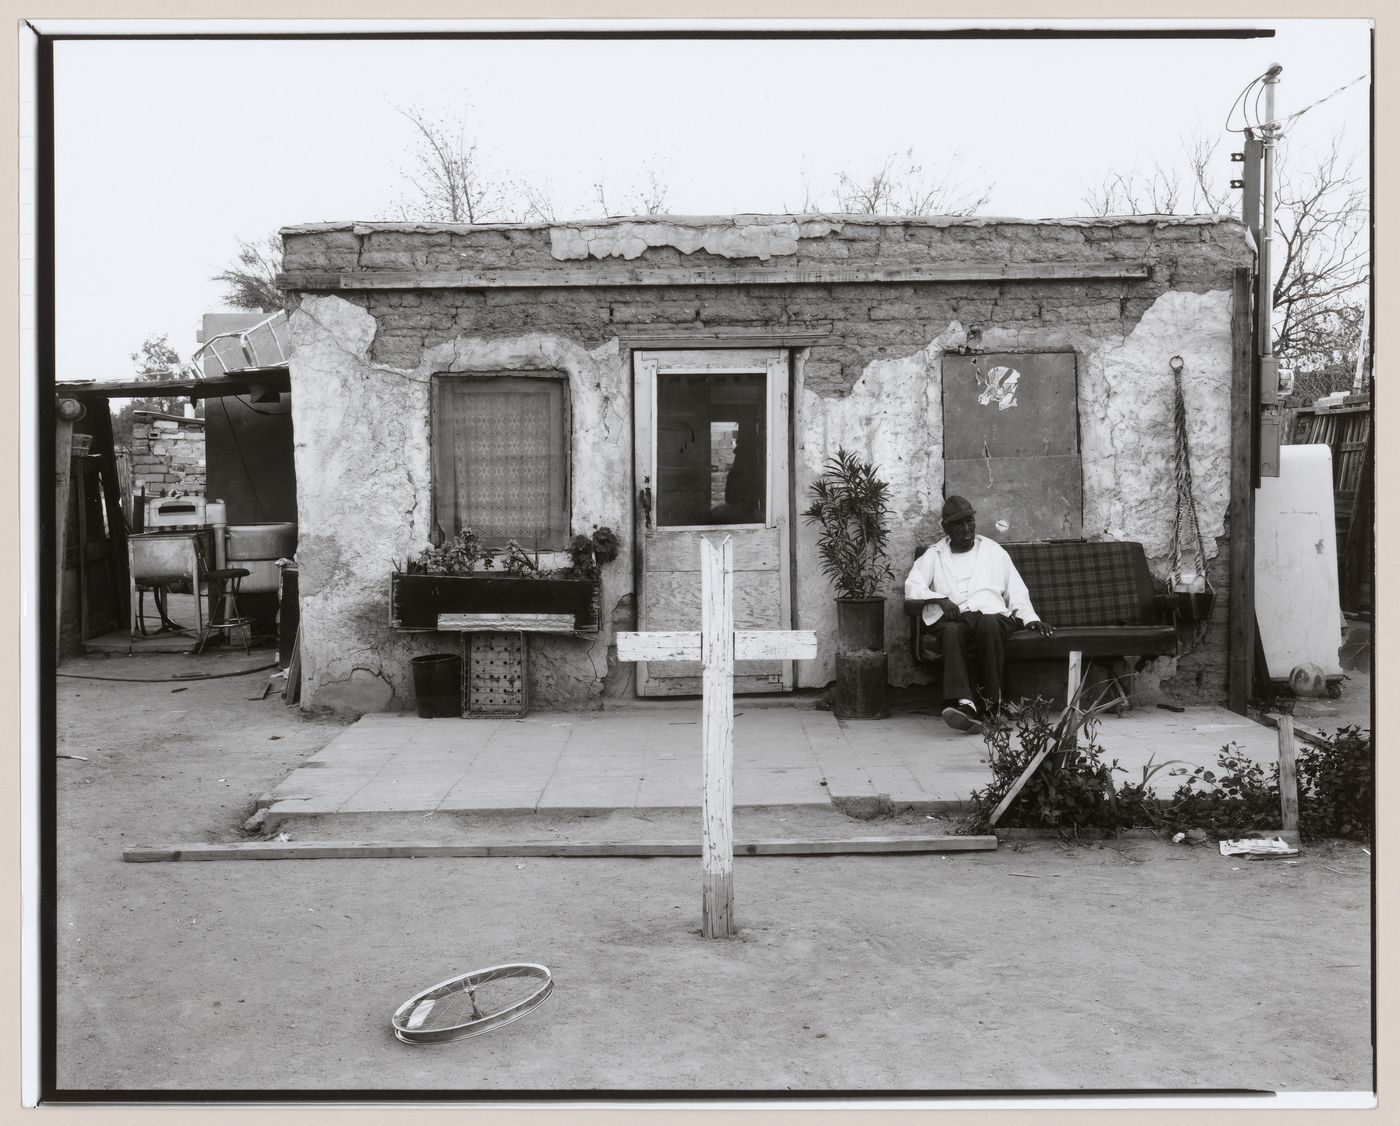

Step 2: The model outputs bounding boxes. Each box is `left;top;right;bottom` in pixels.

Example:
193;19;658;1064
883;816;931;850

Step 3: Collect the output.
432;376;568;547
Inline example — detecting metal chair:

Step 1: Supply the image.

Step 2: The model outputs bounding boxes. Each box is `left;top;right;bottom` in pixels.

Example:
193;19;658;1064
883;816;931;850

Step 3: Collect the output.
195;567;252;655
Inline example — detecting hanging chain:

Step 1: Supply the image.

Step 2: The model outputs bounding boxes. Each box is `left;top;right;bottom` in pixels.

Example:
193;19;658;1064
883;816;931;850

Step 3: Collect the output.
1169;356;1209;583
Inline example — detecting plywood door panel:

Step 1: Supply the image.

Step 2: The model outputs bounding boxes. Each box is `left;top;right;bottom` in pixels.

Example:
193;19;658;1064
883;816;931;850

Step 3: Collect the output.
644;527;781;571
642;570;784;681
645;570;781;630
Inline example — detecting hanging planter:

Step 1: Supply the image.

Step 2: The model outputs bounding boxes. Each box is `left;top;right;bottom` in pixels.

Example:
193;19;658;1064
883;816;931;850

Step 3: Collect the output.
1168;355;1216;623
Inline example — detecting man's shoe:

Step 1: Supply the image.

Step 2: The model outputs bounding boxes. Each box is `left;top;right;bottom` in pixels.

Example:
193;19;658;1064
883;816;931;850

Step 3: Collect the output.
941;704;983;734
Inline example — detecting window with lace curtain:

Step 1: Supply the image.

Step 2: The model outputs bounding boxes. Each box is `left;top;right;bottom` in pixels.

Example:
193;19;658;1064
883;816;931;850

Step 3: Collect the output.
431;373;570;550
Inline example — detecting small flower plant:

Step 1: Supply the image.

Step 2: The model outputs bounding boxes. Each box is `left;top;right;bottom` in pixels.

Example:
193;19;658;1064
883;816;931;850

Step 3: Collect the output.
400;525;620;579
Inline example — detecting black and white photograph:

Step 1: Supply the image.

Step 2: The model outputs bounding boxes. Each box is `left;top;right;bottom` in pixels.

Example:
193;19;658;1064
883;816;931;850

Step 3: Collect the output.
24;14;1378;1111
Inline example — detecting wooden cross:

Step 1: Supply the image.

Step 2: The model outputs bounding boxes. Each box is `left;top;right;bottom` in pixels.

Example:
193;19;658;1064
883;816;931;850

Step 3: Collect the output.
616;535;817;938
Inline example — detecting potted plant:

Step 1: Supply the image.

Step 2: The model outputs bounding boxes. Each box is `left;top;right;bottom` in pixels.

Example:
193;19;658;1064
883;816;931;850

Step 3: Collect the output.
389;526;618;632
802;448;895;719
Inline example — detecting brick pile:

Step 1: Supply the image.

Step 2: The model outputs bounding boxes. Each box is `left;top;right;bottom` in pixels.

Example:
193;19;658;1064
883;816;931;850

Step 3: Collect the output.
129;412;205;498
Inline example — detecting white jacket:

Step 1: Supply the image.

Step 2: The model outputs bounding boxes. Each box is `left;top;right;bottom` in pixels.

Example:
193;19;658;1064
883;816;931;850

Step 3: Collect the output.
904;535;1041;627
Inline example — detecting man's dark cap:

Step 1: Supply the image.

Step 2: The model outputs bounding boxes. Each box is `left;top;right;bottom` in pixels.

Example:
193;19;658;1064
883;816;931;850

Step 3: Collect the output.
941;495;976;523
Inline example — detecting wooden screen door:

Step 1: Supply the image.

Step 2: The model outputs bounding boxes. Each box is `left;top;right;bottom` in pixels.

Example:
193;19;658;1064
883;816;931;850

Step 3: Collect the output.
632;348;793;696
942;351;1083;542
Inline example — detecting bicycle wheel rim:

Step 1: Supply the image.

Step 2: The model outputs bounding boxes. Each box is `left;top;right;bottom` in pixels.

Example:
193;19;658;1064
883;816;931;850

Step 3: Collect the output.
391;963;554;1044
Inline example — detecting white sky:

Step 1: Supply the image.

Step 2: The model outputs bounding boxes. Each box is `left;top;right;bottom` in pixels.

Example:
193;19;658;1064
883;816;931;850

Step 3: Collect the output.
49;19;1371;382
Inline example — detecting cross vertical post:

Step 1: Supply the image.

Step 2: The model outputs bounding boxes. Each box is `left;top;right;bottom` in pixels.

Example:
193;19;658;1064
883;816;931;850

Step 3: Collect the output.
614;533;816;939
700;535;735;938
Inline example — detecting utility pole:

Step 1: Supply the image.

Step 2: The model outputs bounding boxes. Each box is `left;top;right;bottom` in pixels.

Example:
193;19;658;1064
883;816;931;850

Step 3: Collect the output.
1257;64;1283;477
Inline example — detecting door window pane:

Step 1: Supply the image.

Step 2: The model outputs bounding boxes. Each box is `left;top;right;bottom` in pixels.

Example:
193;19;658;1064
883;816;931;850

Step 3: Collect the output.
656;372;766;526
432;374;569;548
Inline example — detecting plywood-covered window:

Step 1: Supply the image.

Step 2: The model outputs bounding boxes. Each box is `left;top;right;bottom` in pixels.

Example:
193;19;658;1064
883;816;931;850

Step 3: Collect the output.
431;373;570;549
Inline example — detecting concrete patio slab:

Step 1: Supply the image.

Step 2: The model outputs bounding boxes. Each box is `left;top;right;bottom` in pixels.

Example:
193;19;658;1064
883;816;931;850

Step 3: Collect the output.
257;699;1288;835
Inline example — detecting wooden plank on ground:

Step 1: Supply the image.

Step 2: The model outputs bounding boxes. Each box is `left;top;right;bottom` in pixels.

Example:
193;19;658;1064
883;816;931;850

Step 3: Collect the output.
122;836;1000;863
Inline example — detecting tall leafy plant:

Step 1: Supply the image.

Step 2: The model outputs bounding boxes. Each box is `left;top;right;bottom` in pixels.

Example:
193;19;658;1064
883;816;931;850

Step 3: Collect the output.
802;447;895;599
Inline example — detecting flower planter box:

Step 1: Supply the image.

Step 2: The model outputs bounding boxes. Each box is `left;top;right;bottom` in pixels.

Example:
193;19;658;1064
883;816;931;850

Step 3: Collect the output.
390;573;602;633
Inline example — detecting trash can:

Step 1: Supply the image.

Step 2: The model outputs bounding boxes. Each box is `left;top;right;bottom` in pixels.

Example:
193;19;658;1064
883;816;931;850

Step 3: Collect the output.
411;653;462;718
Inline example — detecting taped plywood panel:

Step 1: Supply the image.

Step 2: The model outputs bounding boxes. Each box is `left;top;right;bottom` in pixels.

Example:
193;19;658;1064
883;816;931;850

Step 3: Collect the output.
942;352;1082;541
943;352;1079;459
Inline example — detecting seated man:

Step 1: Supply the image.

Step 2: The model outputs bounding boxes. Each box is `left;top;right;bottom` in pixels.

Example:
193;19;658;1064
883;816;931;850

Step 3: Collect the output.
904;495;1054;733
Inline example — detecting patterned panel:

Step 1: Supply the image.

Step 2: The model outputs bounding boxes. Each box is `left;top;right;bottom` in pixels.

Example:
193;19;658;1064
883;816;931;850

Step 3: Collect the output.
467;632;528;717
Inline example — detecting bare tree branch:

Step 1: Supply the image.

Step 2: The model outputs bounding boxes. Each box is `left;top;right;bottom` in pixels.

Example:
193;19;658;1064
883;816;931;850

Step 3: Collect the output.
1082;130;1369;376
392;104;516;224
828;149;992;217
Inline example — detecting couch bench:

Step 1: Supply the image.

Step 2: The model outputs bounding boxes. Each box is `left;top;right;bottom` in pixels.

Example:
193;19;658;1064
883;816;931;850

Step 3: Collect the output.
904;540;1180;709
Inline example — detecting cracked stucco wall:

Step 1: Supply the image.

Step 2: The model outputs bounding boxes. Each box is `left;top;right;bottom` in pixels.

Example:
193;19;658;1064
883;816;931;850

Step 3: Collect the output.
288;294;630;714
284;214;1249;711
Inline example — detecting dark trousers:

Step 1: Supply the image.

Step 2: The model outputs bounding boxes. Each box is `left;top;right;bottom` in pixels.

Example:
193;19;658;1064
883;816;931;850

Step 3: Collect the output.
930;611;1019;712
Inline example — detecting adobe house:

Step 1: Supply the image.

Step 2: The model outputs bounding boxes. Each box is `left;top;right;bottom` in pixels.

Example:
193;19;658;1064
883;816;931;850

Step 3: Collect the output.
278;213;1254;716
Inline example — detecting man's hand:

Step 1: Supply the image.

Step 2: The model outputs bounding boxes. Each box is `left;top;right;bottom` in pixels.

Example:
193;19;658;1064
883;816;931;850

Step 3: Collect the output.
1026;619;1054;636
934;598;962;622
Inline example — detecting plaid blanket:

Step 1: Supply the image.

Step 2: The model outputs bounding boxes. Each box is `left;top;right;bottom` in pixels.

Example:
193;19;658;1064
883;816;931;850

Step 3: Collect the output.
1003;541;1159;628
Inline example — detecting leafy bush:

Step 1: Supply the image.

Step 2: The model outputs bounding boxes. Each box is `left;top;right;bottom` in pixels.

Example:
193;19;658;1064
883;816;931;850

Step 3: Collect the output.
1297;725;1372;842
963;701;1135;834
962;706;1372;843
1159;748;1281;838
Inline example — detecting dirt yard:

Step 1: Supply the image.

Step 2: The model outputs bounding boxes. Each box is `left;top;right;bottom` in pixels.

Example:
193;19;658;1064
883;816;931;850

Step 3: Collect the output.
51;650;1373;1099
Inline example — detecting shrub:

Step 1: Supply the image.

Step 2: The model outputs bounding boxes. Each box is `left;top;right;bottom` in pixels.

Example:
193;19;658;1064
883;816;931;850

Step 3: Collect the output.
962;701;1133;834
1159;747;1281;839
960;707;1370;843
1297;725;1372;842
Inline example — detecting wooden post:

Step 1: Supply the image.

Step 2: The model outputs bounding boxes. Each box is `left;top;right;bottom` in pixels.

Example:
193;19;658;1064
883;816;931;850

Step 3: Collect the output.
1276;714;1300;833
1227;266;1257;713
1064;650;1083;748
615;535;816;939
700;536;735;938
91;401;130;627
55;418;73;647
